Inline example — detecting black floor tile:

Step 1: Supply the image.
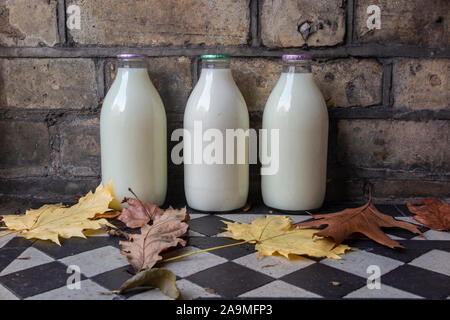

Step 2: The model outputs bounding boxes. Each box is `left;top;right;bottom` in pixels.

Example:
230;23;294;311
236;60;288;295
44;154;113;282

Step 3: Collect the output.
0;237;34;273
33;236;120;259
281;263;366;298
187;262;274;298
0;261;83;299
382;265;450;299
91;265;135;291
188;215;233;236
187;236;255;260
344;240;449;263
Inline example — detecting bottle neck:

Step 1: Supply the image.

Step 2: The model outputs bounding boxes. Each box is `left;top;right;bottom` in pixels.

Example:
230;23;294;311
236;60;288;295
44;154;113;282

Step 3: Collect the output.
199;59;233;82
116;58;150;82
282;60;312;74
201;59;230;70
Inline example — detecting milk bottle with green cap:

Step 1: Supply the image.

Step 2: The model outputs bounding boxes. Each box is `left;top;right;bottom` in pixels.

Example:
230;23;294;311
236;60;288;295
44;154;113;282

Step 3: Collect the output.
100;54;167;207
262;54;328;210
184;54;249;211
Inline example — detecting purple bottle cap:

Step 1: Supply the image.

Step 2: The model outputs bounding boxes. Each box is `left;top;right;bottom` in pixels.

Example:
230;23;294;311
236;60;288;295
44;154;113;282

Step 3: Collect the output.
116;53;148;59
282;54;313;60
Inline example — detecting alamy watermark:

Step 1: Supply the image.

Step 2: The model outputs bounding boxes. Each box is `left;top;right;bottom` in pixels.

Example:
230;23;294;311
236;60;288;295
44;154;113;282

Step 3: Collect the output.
171;121;280;176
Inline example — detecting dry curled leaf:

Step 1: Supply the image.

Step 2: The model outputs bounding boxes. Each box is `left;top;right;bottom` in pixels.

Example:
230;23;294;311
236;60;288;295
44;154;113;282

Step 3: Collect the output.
91;211;121;220
0;183;116;245
118;198;164;228
120;207;189;272
113;268;179;299
407;199;450;231
296;193;422;249
223;216;352;260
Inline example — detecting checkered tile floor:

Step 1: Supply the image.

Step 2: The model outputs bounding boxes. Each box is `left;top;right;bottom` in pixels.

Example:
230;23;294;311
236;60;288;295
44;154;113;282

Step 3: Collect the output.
0;204;449;300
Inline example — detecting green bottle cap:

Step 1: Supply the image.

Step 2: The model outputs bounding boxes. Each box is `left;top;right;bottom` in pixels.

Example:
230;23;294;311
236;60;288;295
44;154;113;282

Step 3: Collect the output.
201;54;231;60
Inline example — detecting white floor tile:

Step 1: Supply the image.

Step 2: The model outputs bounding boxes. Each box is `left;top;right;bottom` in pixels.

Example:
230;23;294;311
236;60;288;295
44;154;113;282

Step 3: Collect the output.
158;246;227;278
344;284;423;299
26;280;115;300
189;213;208;220
395;216;423;226
58;246;129;277
233;252;315;278
321;250;404;278
0;283;19;300
126;288;172;300
0;232;16;249
0;247;54;276
412;230;450;241
239;280;321;298
409;249;450;276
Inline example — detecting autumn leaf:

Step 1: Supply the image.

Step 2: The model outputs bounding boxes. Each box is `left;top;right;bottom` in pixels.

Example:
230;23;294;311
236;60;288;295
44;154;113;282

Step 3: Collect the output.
118;197;164;228
295;193;422;249
113;268;179;299
91;211;121;220
120;207;189;272
0;183;116;245
407;199;450;231
223;216;352;260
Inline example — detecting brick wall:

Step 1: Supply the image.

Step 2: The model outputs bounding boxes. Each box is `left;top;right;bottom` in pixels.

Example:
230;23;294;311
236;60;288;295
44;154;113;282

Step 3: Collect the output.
0;0;449;207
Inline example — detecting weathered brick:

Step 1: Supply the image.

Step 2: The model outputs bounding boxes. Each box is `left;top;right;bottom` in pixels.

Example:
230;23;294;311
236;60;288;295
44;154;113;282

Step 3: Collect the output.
0;177;101;202
325;178;450;203
0;59;98;109
393;59;450;110
231;58;280;112
59;117;100;177
355;0;449;47
231;58;382;111
0;0;58;46
261;0;345;47
313;59;383;107
68;0;250;46
0;121;50;177
106;57;192;114
337;120;450;173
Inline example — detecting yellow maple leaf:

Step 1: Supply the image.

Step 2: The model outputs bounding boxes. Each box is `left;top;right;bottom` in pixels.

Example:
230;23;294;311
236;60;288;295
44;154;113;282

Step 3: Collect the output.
1;182;116;245
223;215;352;259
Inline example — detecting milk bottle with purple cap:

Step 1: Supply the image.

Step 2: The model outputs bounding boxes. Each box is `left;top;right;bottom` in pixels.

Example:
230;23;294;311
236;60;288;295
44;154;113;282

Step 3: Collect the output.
262;54;328;210
100;54;167;207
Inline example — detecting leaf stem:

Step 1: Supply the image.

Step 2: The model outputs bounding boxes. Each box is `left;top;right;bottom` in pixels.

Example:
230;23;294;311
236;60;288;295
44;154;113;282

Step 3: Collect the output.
158;240;251;264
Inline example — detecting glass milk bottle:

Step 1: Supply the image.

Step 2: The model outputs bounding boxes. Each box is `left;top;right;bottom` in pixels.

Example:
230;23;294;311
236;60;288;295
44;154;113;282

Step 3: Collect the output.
262;54;328;210
100;54;167;207
184;54;249;211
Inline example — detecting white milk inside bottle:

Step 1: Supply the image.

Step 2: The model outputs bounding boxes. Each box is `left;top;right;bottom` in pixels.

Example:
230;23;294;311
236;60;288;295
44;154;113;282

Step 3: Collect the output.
184;54;249;211
100;54;167;207
262;54;328;210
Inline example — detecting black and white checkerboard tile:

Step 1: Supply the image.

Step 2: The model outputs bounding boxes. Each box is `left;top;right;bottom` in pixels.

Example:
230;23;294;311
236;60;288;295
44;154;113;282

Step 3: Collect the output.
0;205;449;300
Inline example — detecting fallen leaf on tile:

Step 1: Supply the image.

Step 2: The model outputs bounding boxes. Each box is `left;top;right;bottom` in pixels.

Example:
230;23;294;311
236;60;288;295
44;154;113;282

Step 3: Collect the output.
407;199;450;231
120;208;189;272
118;197;164;228
331;281;341;286
0;182;116;245
91;210;121;220
223;215;352;260
295;189;422;249
113;268;179;299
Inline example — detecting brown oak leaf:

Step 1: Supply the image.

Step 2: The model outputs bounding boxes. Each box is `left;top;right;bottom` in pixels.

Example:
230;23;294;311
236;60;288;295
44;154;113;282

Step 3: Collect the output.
120;207;189;272
295;193;422;249
407;199;450;231
118;198;164;228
